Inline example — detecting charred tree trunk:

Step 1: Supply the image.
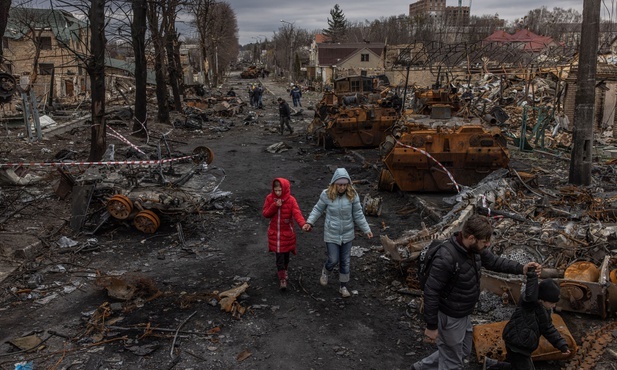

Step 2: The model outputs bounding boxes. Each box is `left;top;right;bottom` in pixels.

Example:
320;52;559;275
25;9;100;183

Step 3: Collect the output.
173;32;185;97
199;42;209;87
87;0;107;161
47;68;54;108
0;0;10;65
131;0;148;135
568;0;600;185
147;3;170;124
165;23;182;113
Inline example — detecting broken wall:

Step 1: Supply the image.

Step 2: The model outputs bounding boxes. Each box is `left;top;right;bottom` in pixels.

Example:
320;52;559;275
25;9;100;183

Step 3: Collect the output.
564;65;617;138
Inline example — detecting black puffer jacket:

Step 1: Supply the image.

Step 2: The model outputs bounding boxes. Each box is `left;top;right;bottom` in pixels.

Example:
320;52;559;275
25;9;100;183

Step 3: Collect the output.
502;270;568;355
423;232;523;330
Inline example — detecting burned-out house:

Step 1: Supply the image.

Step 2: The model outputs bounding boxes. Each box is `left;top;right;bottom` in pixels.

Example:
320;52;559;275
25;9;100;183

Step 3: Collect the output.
2;8;89;104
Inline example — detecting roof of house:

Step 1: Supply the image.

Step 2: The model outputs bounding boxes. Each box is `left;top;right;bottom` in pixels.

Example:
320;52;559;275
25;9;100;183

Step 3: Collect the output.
3;8;86;44
484;29;560;51
315;34;330;44
317;43;385;66
105;56;156;85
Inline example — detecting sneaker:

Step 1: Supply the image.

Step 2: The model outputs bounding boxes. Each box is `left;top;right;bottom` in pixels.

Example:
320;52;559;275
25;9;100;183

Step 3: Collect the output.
279;280;287;291
339;286;351;298
319;268;328;286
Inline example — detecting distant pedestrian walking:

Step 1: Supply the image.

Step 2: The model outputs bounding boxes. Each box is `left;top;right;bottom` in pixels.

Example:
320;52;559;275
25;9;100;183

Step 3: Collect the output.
255;83;264;109
248;84;256;107
277;98;293;135
290;85;302;107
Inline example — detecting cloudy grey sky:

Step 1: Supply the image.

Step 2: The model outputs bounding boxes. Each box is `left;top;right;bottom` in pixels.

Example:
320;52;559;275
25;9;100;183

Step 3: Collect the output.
225;0;586;45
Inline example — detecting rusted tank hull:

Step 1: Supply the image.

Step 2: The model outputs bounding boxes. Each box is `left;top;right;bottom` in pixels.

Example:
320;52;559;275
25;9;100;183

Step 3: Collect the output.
473;314;577;363
380;126;510;192
310;75;402;149
318;106;399;148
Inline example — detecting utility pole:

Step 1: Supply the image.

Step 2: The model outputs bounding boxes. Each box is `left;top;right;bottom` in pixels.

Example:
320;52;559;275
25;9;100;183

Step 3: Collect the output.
568;0;601;185
252;36;261;64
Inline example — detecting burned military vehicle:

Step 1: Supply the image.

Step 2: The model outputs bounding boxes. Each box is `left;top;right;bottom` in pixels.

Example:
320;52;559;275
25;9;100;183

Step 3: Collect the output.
309;75;403;149
67;145;223;235
379;124;510;192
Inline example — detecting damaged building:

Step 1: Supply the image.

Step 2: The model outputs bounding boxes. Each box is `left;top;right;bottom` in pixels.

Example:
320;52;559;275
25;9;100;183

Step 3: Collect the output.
2;8;89;104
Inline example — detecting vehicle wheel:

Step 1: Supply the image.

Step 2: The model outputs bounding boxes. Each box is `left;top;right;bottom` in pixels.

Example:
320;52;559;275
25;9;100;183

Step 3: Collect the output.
107;194;133;220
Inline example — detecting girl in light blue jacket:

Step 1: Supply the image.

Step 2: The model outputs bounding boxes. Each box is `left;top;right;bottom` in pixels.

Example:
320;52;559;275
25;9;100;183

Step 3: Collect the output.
303;168;373;297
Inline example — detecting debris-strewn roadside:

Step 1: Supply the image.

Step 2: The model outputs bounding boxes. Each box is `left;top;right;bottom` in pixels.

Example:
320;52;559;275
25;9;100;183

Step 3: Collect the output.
1;70;616;370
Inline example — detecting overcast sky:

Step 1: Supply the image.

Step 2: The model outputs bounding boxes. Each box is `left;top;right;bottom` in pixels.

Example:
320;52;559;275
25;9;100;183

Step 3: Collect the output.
222;0;586;45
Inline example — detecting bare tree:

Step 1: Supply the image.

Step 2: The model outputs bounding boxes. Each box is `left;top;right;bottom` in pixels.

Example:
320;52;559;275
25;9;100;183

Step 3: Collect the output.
191;1;240;85
163;0;183;113
522;7;582;38
146;0;170;123
0;0;11;66
188;0;214;86
131;0;147;134
347;15;412;44
87;0;107;161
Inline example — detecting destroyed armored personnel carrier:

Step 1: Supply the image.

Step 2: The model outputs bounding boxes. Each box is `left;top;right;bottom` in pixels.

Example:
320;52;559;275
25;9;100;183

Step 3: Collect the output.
309;75;402;149
379;124;510;192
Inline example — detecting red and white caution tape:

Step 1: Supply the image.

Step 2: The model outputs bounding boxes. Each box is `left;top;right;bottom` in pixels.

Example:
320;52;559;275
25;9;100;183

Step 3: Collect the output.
394;138;461;193
0;155;196;168
107;126;146;155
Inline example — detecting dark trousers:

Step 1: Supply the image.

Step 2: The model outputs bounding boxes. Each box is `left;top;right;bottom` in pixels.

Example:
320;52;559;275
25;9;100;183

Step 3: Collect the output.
275;252;290;271
505;346;534;370
280;116;293;134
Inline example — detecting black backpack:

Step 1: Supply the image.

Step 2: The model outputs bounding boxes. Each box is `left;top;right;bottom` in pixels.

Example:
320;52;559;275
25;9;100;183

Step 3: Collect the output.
417;239;464;295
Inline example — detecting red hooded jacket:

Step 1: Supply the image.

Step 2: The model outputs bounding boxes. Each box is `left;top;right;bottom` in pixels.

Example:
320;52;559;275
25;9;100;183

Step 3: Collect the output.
262;178;306;254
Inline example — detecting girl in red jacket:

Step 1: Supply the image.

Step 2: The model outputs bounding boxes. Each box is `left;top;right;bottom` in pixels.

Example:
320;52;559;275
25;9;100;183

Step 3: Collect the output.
262;178;306;291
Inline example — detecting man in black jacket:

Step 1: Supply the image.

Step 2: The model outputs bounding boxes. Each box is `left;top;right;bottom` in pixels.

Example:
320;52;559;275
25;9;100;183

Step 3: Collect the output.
412;215;540;370
277;98;293;135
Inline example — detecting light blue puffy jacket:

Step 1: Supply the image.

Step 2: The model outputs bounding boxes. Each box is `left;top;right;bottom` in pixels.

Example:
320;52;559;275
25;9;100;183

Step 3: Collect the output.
306;168;371;244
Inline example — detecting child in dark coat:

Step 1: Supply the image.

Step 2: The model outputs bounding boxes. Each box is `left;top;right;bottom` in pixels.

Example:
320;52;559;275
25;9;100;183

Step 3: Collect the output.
484;268;571;370
262;178;306;291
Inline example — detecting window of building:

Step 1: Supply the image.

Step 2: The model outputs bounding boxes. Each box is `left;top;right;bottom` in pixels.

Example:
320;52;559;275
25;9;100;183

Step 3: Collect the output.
2;37;9;50
39;63;54;75
361;53;369;62
350;80;361;92
37;36;52;50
